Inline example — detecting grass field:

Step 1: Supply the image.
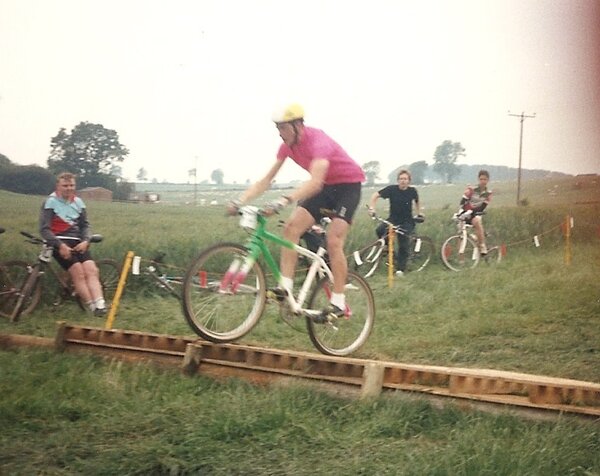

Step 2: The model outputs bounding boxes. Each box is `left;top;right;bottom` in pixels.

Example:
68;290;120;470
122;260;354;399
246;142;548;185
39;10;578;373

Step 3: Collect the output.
1;177;599;474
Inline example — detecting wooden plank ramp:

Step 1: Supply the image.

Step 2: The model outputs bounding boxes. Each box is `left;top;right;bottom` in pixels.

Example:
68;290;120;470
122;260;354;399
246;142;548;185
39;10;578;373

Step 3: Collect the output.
1;322;599;418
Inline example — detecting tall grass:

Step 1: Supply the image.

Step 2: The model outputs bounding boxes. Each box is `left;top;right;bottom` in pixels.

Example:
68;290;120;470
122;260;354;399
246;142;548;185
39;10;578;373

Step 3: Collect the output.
1;181;598;381
1;180;599;474
1;349;598;475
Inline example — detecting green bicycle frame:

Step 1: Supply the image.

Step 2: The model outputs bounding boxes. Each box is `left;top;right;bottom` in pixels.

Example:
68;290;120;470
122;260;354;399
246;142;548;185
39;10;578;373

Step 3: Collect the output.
242;213;295;283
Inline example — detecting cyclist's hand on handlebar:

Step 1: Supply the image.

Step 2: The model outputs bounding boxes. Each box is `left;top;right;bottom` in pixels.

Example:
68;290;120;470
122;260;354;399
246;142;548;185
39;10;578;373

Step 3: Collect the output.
226;199;243;216
263;197;288;216
455;209;472;220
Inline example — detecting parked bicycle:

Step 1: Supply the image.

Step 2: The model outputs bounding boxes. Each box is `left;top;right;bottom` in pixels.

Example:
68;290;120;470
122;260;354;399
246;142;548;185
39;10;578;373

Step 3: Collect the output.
352;214;434;278
131;252;183;300
440;212;502;271
181;205;375;356
0;231;120;321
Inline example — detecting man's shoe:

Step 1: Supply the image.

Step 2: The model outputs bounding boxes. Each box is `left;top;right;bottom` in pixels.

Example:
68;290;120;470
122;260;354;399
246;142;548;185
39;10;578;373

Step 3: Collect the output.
479;244;488;256
93;307;107;317
266;287;287;303
395;270;404;277
313;304;345;324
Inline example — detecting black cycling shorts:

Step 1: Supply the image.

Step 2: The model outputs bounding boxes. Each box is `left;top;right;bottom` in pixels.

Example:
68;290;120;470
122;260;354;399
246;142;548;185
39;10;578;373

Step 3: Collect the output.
299;182;362;224
53;239;93;270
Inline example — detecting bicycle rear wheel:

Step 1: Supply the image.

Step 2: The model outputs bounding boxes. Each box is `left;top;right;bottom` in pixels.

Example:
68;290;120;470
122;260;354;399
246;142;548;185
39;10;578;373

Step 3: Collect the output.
182;243;266;342
352;240;385;279
0;260;41;320
405;235;434;272
441;235;479;271
306;271;375;356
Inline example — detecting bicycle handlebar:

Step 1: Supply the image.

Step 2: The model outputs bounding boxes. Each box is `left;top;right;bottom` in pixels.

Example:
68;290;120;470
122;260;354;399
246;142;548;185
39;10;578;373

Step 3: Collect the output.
20;231;104;245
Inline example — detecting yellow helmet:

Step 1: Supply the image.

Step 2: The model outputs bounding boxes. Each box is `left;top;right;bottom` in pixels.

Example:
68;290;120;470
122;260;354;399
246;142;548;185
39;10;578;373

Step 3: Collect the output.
272;103;304;123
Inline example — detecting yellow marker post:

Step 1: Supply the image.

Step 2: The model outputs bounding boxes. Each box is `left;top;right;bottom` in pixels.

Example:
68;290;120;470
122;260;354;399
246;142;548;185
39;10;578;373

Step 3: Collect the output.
564;214;572;266
387;224;394;288
105;251;134;329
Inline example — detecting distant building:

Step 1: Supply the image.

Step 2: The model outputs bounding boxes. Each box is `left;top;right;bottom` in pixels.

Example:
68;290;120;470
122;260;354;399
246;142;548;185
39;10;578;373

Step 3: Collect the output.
128;192;161;203
78;187;113;202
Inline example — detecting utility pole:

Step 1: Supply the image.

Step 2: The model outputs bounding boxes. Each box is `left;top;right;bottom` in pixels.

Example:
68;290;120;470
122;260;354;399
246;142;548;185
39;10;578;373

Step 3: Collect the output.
193;156;198;206
508;111;536;206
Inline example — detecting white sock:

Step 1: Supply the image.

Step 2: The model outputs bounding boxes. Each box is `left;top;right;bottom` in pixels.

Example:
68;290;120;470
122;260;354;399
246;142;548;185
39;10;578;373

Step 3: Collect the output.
95;298;106;309
331;293;345;309
281;276;294;293
87;300;96;312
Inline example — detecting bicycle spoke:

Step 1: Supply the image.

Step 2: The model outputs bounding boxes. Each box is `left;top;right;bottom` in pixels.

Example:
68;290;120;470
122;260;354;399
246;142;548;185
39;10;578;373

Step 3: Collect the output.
182;243;266;342
306;271;374;356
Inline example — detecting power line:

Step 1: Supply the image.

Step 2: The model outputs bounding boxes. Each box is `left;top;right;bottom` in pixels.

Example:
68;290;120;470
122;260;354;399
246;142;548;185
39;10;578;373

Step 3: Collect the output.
508;111;536;206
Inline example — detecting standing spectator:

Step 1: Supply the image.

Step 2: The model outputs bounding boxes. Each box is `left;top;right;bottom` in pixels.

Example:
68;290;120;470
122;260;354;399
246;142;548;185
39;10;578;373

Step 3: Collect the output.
368;169;423;275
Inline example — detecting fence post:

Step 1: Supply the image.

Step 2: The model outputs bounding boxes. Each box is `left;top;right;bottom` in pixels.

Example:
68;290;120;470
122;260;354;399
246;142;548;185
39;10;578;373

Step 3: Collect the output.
564;214;572;266
105;251;134;329
388;225;394;288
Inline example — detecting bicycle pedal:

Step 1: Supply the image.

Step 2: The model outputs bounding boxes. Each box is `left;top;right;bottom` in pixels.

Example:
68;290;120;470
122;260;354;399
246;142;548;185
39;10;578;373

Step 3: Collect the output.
266;288;287;303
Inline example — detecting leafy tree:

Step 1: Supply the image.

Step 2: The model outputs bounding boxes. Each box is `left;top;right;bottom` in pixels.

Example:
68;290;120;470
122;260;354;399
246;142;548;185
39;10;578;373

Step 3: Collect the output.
137;167;148;182
113;181;135;201
409;161;428;185
0;153;11;169
109;164;123;178
211;168;224;185
47;121;129;185
362;161;380;186
0;164;55;195
433;140;465;183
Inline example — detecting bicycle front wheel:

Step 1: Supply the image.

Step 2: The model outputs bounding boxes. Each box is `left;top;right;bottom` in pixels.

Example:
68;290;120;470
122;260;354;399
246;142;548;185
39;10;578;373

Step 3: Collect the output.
441;235;479;271
352;240;385;279
0;260;41;320
406;235;434;272
97;259;120;303
182;243;266;343
480;243;503;266
306;271;375;356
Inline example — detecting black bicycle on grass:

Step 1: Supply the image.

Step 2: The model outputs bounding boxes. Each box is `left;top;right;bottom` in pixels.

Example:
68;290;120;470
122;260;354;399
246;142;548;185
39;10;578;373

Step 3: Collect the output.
130;252;184;300
0;231;119;322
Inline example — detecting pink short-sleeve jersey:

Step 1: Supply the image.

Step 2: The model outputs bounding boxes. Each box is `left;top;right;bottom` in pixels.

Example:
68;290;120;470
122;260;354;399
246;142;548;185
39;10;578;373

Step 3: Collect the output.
276;127;365;185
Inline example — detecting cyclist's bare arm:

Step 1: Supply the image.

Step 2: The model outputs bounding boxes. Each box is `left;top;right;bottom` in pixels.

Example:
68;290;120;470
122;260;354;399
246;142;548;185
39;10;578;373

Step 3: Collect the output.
237;158;328;208
237;159;285;205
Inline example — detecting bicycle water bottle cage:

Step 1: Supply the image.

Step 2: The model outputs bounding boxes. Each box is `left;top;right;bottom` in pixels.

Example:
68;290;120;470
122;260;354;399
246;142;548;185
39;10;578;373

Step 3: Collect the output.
39;245;53;262
239;206;259;231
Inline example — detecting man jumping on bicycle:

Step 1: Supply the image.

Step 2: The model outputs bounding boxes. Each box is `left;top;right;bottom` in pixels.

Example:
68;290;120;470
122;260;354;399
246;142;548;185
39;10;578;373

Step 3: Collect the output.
367;169;423;275
227;104;365;322
40;172;108;316
456;169;492;255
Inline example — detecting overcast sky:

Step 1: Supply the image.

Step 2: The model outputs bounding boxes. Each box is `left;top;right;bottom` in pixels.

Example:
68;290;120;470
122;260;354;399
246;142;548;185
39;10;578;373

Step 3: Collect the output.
1;0;599;184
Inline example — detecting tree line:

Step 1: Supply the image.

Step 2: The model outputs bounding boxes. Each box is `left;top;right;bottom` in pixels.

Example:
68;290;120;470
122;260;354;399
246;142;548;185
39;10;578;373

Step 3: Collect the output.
1;123;569;198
